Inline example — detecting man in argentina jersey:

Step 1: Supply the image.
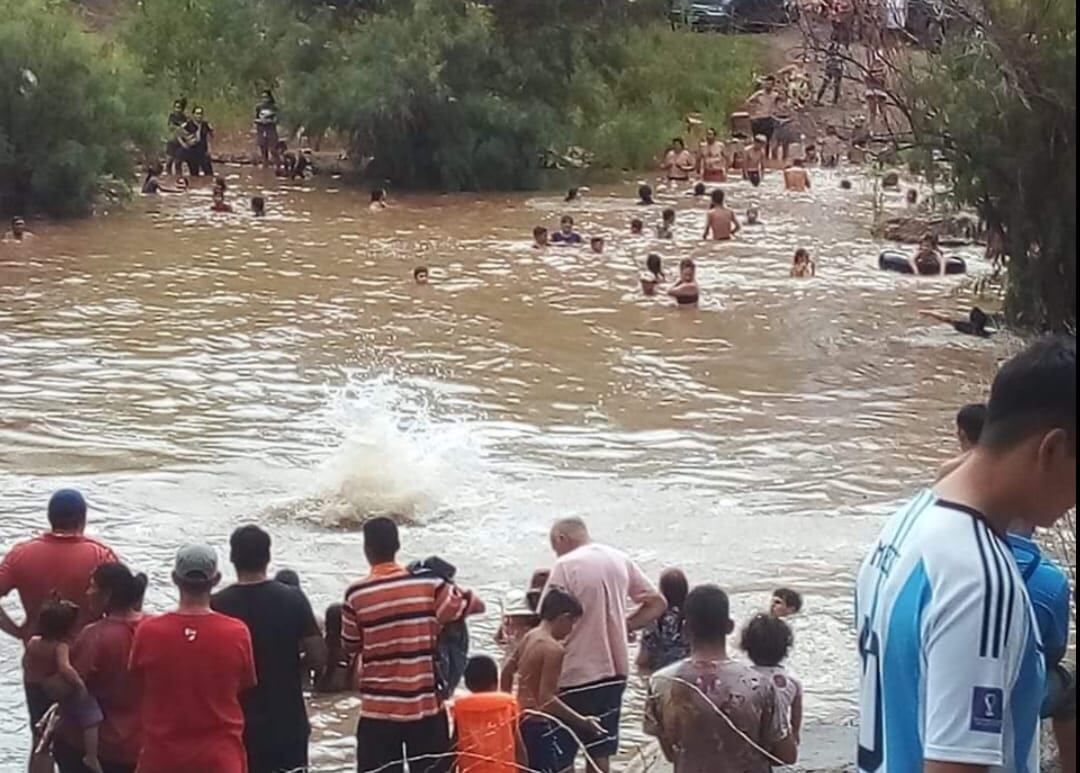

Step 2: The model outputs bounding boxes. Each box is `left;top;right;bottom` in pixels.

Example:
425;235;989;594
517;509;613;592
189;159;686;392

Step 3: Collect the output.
856;336;1076;773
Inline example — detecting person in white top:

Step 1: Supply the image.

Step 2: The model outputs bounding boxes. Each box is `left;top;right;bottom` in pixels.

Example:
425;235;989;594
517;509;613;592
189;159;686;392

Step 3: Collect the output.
545;518;667;773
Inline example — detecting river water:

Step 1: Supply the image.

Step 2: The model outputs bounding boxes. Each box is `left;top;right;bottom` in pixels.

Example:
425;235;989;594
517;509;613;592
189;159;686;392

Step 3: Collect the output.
0;167;1003;769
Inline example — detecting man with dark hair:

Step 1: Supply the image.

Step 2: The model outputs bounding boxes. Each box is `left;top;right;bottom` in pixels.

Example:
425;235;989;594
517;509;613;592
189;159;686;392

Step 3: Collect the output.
770;587;803;618
957;403;988;450
856;335;1076;773
213;526;325;773
645;585;797;771
546;518;667;773
0;489;118;733
129;545;256;773
342;516;485;773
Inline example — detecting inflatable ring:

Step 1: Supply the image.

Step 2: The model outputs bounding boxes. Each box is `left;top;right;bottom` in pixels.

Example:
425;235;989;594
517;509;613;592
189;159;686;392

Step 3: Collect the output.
879;250;967;276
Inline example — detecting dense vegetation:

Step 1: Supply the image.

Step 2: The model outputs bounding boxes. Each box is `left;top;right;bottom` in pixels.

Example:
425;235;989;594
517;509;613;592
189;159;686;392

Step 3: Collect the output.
898;0;1076;332
0;0;157;215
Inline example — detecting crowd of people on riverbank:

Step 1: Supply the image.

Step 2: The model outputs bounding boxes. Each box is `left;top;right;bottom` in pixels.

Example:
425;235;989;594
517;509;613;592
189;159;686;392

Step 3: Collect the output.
1;336;1074;773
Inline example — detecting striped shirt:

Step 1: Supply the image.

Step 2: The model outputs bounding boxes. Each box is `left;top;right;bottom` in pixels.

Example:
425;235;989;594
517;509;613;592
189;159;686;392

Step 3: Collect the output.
342;562;470;722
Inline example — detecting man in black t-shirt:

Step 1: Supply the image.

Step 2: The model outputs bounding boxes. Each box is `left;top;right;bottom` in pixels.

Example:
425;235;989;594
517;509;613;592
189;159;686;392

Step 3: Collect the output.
212;526;326;773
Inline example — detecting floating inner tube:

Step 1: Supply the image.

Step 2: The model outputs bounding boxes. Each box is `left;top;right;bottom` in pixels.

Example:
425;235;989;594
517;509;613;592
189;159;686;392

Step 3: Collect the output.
879;250;967;275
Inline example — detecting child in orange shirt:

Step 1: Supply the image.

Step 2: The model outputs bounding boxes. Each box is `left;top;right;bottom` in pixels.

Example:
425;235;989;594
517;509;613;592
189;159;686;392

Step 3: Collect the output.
454;656;525;773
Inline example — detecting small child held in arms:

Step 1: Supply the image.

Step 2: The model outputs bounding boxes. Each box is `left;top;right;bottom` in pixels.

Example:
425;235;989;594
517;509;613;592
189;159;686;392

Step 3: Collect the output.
453;656;524;773
23;600;104;773
741;613;803;745
770;587;803;618
637;568;691;674
501;587;603;773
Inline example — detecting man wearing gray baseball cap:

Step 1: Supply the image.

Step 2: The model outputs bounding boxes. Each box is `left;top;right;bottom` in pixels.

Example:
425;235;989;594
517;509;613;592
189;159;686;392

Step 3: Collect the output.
129;544;256;773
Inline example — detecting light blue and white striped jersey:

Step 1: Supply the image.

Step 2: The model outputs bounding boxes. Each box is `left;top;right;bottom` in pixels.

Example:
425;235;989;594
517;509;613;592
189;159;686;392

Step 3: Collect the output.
855;491;1045;773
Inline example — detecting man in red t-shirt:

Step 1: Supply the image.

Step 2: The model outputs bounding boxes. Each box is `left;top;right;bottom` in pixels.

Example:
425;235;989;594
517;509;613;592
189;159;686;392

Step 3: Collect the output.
0;489;118;729
129;544;256;773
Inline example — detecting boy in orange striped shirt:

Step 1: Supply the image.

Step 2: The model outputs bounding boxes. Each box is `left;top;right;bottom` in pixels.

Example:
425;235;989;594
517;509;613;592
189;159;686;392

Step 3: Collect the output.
453;656;525;773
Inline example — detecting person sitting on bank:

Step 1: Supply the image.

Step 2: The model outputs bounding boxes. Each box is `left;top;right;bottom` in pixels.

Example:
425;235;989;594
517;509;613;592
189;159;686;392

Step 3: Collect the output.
791;248;816;277
638;184;656;206
703;189;740;241
783;158;812;192
551;215;583;245
656;209;676;240
698;127;728;183
2;216;34;243
642;254;666;297
661;138;695;182
668;259;700;307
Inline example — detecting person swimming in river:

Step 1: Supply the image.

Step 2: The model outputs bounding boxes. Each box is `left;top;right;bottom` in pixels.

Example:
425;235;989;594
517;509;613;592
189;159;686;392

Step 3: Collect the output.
590;236;605;254
791;248;816;277
533;226;550;249
630;218;645;236
703;189;740;241
667;258;700;306
251;196;266;217
661;137;695;182
551;215;583;245
641;253;667;297
744;135;768;187
910;234;946;275
656;209;676;239
370;189;389;211
745;207;761;226
210;188;233;213
638;184;656;206
413;266;430;285
919;307;998;338
783;158;812;192
1;216;33;243
141;163;185;195
691;182;708;197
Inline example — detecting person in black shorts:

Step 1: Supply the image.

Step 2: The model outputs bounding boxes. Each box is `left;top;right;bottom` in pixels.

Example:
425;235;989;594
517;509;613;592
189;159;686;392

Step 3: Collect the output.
919;307;999;337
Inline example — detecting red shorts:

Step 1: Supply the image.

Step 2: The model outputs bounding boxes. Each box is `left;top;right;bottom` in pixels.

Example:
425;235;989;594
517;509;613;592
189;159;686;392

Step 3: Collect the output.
703;169;727;183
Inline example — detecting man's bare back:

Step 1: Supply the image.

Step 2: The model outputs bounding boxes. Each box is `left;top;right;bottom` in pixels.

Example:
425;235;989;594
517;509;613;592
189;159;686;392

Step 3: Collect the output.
704;207;740;241
511;626;565;713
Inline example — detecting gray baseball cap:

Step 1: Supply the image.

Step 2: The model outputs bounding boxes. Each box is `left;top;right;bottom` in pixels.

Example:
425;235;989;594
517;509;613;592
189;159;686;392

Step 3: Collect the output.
174;544;218;582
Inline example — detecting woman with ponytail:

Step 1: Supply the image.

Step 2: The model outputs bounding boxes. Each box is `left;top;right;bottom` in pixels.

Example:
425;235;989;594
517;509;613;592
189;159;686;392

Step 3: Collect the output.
53;563;147;773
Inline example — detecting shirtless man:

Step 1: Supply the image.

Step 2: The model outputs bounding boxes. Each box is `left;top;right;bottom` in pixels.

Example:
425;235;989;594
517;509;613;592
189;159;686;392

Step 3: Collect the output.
783;158;812;192
744;136;768;187
661;138;695;182
2;217;33;243
745;76;781;157
703;189;740;241
698;128;728;183
501;588;603;773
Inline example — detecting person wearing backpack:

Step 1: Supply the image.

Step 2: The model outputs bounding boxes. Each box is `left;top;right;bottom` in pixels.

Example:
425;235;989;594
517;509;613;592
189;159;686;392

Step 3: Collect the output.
342;518;485;773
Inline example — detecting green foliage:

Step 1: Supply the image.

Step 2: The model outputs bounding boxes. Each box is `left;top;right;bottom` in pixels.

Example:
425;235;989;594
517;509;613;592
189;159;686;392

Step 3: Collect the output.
0;0;158;215
901;0;1076;332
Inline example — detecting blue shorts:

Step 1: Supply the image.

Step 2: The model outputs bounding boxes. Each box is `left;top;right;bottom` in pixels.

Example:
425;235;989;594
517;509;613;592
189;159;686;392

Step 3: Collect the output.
559;677;627;760
520;717;576;773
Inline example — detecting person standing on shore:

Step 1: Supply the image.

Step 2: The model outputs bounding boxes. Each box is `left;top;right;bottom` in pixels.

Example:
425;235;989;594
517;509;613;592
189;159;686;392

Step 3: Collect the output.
0;490;118;735
545;517;667;773
53;563;147;773
253;90;280;167
181;106;214;177
644;585;797;772
342;517;485;773
129;545;256;773
212;526;326;773
745;77;781;157
856;335;1075;773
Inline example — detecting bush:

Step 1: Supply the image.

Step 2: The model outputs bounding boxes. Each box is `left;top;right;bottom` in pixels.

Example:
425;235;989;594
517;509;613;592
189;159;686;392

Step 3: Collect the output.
0;0;158;215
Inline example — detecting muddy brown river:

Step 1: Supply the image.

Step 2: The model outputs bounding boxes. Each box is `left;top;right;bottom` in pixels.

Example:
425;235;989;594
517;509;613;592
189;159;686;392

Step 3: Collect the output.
0;166;1003;769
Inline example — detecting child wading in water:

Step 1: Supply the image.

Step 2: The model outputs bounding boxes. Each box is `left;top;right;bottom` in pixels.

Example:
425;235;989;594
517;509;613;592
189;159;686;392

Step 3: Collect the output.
791;248;816;277
24;600;104;773
501;587;603;773
741;613;803;745
641;254;666;297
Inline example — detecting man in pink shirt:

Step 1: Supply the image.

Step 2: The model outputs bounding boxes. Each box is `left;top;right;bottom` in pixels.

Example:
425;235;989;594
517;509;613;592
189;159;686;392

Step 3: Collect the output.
546;518;667;773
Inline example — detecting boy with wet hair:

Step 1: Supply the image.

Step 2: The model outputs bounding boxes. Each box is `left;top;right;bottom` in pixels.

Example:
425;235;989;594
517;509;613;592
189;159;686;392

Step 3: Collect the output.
533;226;549;249
741;613;803;745
770;588;803;618
501;587;602;773
414;266;430;285
551;215;583;245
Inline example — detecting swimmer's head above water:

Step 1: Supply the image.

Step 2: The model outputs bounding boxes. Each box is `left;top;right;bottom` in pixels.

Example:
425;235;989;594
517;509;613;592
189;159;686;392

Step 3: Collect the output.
565;187;579;203
746;207;760;225
693;182;707;197
371;188;388;205
533;226;549;247
662;208;676;226
840;179;853;190
638;184;654;206
559;215;575;235
413;266;429;285
251;196;266;217
590;236;605;254
630;218;644;235
679;257;696;283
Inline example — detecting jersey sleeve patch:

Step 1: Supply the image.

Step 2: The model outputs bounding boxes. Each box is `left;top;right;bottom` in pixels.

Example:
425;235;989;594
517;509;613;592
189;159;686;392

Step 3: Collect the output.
970;687;1005;734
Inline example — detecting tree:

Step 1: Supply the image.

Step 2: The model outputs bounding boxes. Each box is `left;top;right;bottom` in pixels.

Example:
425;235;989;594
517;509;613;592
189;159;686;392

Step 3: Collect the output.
0;0;158;215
